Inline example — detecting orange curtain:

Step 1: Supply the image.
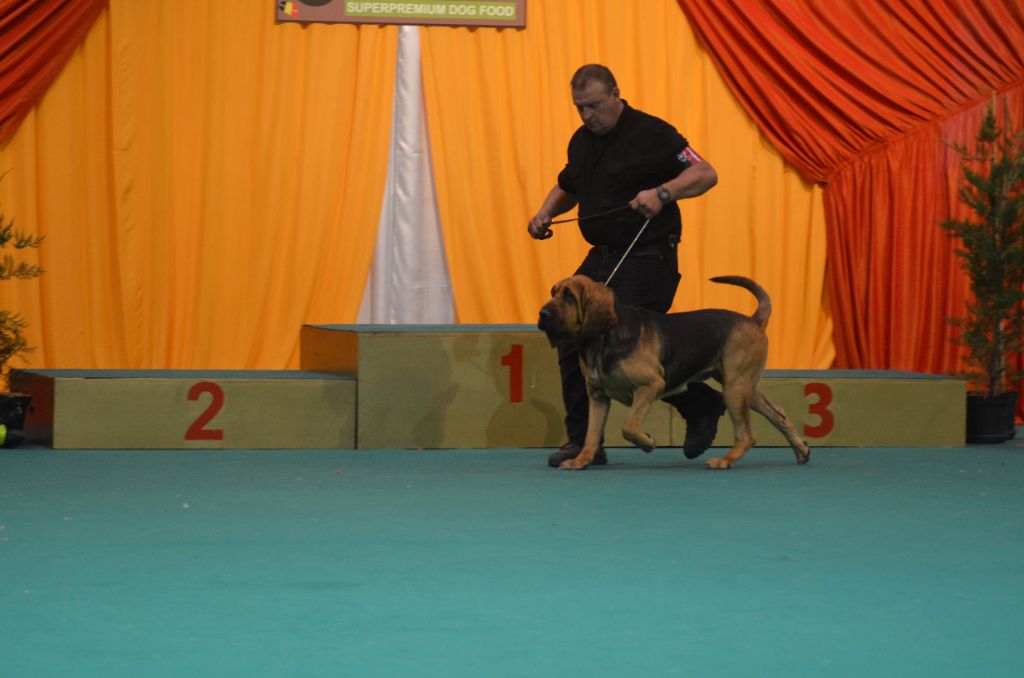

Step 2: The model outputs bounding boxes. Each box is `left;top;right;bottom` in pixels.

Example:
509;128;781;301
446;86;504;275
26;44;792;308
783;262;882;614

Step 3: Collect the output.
0;1;397;370
2;0;836;373
0;0;107;145
420;0;834;369
679;0;1024;405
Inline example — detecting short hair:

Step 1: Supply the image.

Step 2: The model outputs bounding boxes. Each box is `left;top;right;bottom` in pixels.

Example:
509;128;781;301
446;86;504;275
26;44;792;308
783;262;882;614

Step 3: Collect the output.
570;64;617;93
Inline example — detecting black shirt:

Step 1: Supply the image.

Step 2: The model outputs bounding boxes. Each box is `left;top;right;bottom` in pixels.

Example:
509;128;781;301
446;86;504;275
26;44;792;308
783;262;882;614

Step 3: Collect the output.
557;101;691;250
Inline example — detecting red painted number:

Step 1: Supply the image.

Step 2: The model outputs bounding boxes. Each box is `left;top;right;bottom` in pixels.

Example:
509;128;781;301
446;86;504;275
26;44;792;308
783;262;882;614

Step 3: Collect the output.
500;344;524;403
185;381;225;440
803;382;834;438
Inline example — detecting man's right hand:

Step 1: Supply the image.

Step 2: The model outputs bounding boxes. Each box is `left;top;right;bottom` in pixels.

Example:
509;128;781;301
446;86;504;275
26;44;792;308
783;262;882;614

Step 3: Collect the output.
528;186;577;240
528;213;553;240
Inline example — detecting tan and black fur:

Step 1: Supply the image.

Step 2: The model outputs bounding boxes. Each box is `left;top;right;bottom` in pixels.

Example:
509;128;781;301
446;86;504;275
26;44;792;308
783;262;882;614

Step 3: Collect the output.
538;275;810;470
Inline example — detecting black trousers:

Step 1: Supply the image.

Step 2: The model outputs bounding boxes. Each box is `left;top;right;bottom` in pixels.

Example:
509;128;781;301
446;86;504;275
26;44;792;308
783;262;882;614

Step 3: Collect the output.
556;244;722;446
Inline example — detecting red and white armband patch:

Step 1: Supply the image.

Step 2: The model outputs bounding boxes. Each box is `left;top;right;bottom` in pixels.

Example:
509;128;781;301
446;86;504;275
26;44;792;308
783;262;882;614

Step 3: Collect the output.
677;146;704;168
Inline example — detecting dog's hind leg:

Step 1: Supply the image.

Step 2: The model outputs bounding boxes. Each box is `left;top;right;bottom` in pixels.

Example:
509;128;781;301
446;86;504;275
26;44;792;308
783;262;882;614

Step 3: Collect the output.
750;389;811;464
705;378;758;470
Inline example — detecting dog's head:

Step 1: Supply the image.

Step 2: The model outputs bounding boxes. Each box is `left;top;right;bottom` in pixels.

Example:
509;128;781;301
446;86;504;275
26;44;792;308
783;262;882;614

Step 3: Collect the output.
537;275;618;346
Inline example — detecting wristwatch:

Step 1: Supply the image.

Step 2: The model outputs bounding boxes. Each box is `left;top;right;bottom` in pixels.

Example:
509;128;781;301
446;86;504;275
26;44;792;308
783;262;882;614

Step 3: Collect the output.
656;186;672;204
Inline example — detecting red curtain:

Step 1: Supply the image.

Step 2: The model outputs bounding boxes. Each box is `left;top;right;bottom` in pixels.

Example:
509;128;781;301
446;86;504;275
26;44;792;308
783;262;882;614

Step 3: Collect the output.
0;0;108;145
678;0;1024;411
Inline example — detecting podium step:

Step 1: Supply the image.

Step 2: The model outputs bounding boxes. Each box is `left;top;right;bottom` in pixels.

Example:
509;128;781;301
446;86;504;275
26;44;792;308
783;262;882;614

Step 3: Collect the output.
8;326;967;450
301;324;966;449
9;369;356;450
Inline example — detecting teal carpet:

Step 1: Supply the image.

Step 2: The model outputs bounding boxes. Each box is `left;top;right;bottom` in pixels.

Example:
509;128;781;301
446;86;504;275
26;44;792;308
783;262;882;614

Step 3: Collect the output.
2;445;1022;677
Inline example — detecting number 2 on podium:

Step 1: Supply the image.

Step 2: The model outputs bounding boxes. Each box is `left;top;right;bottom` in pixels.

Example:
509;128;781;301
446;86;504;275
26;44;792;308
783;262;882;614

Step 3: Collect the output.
185;381;225;440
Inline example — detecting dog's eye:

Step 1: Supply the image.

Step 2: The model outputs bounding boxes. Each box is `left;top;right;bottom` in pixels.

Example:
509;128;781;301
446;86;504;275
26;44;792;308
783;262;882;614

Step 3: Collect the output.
561;289;573;300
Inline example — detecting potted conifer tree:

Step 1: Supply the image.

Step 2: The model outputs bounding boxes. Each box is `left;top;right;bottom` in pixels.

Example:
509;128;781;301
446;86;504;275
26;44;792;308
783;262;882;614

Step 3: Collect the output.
0;173;43;447
941;99;1024;444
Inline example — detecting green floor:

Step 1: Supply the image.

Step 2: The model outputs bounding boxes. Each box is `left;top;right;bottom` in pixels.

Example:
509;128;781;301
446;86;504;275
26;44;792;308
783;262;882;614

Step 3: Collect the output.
2;443;1023;677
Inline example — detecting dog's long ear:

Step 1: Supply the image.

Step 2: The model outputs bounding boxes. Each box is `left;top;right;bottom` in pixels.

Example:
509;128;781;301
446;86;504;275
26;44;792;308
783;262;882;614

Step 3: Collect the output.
578;278;617;339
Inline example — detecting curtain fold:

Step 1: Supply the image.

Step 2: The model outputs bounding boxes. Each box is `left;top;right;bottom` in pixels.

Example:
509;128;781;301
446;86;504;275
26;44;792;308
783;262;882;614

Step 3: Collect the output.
679;0;1024;410
677;0;1024;184
420;0;833;369
0;1;397;370
0;0;108;145
823;94;1024;376
358;26;455;324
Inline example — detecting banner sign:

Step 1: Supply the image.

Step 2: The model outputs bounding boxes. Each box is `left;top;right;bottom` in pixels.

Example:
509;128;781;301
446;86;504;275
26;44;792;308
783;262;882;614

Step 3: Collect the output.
276;0;526;28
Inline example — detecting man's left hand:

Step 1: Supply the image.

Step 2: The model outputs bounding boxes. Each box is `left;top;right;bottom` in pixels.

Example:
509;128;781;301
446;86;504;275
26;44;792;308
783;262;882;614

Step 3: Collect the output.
629;189;664;218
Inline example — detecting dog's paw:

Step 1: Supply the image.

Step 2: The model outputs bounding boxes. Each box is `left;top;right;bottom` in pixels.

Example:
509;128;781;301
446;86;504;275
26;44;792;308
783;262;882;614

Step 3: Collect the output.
624;430;656;452
795;445;811;465
705;456;734;470
559;459;589;470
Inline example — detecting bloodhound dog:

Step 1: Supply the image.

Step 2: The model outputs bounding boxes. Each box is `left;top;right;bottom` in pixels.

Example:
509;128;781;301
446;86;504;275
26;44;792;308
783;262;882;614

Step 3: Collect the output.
538;275;811;470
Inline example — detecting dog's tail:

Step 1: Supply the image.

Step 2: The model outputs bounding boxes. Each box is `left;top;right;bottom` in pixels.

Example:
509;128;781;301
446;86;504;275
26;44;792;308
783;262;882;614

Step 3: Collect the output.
710;276;771;328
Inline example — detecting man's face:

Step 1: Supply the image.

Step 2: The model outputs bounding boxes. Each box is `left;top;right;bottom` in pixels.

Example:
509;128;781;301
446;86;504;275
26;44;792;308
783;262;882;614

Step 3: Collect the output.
572;80;622;135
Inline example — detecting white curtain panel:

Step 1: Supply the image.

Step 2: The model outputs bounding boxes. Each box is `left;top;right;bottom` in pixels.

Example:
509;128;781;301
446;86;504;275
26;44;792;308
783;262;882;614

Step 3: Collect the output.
357;26;456;324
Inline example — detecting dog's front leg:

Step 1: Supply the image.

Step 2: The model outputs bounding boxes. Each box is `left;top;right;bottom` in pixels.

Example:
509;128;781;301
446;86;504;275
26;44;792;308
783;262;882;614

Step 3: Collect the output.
622;385;659;452
561;394;611;470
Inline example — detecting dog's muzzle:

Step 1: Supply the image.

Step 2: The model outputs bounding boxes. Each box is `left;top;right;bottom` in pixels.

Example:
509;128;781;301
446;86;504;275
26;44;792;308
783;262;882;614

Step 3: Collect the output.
537;306;561;347
537;307;552;329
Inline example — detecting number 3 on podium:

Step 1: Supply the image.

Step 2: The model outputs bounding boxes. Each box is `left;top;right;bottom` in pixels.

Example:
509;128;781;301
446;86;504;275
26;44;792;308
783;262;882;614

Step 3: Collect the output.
803;382;834;438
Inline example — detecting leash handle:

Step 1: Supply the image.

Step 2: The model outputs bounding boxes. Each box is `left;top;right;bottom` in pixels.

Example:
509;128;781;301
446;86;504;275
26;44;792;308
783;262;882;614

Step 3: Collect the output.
604;217;652;286
538;204;632;239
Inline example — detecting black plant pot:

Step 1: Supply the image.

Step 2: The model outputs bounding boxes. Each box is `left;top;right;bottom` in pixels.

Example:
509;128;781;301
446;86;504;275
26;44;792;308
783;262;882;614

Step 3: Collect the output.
0;392;30;448
0;392;30;429
965;391;1019;444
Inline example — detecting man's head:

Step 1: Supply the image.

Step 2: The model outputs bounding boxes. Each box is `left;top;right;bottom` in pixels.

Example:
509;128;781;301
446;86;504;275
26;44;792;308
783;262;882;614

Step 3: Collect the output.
570;64;624;135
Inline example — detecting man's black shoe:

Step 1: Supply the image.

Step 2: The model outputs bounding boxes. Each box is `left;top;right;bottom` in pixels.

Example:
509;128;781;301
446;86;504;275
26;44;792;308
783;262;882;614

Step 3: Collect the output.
682;399;727;459
547;442;607;467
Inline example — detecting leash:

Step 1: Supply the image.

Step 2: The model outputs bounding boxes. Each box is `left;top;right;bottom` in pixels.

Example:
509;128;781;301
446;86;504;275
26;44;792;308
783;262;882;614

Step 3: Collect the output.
603;217;652;286
537;204;631;239
537;202;654;286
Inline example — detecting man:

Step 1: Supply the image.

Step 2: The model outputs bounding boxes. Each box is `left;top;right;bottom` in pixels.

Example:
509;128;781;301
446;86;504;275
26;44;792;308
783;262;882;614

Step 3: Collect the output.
528;64;725;468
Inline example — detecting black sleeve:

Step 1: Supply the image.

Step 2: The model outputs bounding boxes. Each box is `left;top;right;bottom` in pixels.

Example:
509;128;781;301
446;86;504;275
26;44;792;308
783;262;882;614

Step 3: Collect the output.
556;131;584;195
556;163;576;195
650;121;691;175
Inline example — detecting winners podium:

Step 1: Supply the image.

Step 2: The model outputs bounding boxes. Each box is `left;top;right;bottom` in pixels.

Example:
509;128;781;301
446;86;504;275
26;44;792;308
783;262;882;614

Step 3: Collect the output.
11;324;965;449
